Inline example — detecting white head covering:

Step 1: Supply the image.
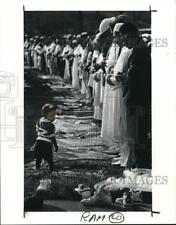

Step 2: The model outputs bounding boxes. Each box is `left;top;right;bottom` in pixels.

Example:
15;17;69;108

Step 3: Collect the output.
113;23;124;36
93;33;102;45
72;39;77;44
99;17;116;34
142;33;151;42
142;33;151;46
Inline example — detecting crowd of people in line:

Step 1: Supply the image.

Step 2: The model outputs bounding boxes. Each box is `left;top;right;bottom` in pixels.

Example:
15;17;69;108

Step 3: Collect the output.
24;14;151;169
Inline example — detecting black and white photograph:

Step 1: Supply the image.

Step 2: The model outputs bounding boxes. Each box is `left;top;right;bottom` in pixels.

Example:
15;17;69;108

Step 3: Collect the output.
1;0;176;224
24;11;152;212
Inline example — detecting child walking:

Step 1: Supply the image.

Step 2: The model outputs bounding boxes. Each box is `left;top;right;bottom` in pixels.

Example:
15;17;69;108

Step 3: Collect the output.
34;103;58;173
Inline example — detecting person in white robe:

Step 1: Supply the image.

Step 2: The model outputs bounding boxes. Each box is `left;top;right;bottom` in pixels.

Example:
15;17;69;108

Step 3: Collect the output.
101;40;120;144
43;40;50;74
106;23;133;154
72;36;84;89
92;51;104;121
28;38;34;67
92;32;111;122
52;38;62;76
100;17;131;145
84;47;93;104
24;37;30;65
79;46;88;95
61;42;73;81
33;41;40;70
87;46;99;105
91;17;120;143
30;40;36;68
47;39;56;75
36;42;45;72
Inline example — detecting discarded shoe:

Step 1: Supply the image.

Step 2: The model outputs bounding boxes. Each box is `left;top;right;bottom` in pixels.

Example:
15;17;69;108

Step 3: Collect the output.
131;190;143;203
36;179;51;192
110;188;130;202
81;187;112;207
75;184;92;199
115;190;133;208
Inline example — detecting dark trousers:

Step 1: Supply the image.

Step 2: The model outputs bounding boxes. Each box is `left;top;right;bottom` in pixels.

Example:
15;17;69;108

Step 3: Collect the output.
34;140;54;172
57;58;65;78
126;104;151;168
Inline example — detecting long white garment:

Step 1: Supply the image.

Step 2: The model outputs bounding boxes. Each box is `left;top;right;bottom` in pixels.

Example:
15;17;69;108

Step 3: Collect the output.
45;45;51;70
48;42;56;74
93;53;104;120
88;50;99;88
72;44;83;89
62;45;73;80
24;40;30;64
112;47;133;167
54;44;62;56
101;43;119;144
36;45;44;71
80;48;88;95
30;43;35;65
34;44;40;69
111;47;133;143
83;51;93;102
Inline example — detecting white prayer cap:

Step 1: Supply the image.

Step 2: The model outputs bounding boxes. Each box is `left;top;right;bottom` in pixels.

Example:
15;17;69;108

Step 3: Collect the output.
99;17;116;34
92;33;101;46
93;33;101;44
113;23;124;36
81;32;88;37
72;39;77;44
76;34;81;40
95;33;102;40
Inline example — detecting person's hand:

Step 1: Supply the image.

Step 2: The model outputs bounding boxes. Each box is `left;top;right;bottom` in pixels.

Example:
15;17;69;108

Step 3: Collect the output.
107;74;116;86
115;72;125;82
101;60;107;68
90;68;96;74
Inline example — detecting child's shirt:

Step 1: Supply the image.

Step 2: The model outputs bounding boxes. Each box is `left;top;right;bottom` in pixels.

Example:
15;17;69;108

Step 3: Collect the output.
36;117;57;147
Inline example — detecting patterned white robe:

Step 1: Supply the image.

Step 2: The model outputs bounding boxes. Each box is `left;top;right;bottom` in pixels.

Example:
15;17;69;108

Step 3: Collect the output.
62;45;73;80
111;47;133;144
101;43;119;144
72;44;83;89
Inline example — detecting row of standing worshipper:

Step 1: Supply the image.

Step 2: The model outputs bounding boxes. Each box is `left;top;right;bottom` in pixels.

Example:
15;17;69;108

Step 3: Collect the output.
65;14;151;169
24;33;93;82
24;14;151;169
86;15;151;169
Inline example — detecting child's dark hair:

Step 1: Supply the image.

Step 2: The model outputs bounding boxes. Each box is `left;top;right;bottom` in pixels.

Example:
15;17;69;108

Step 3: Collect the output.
41;104;57;117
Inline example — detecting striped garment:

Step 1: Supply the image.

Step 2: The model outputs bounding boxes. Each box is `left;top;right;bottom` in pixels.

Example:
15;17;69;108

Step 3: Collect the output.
36;117;56;143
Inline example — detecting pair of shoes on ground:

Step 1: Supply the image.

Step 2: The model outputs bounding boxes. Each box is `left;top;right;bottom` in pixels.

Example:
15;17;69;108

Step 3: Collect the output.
115;189;142;208
75;184;92;200
81;186;112;207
